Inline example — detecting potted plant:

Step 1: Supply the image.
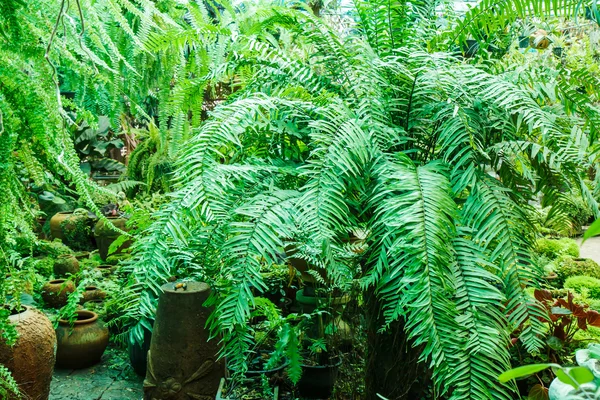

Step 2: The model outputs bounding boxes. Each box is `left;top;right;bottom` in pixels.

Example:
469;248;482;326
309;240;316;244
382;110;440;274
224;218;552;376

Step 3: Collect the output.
297;338;342;399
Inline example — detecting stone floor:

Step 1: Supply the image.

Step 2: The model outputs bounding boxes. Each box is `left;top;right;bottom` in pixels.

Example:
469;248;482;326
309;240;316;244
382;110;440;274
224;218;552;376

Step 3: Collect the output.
578;235;600;264
49;346;143;400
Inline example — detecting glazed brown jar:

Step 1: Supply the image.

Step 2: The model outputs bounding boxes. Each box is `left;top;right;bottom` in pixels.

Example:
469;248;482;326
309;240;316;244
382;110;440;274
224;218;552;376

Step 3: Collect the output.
55;310;109;369
0;306;56;399
41;279;75;308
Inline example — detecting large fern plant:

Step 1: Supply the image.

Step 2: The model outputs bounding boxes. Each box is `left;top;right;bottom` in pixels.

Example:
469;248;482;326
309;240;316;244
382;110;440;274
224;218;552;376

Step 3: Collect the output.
119;1;600;398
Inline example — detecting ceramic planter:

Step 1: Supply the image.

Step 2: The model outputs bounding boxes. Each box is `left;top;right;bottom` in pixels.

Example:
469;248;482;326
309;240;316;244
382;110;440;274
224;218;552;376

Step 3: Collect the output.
143;281;224;399
94;216;131;261
49;211;73;241
297;355;342;399
0;306;56;400
53;254;80;277
95;264;117;276
79;286;107;304
41;279;75;308
55;310;109;369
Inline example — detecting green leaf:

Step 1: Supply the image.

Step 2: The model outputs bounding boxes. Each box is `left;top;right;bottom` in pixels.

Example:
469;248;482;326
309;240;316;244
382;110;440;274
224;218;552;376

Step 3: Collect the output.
498;364;559;382
555;367;595;387
583;219;600;243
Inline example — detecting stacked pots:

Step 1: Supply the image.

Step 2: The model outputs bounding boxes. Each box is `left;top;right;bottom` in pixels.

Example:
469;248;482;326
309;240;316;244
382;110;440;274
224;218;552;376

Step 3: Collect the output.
0;306;56;400
55;310;109;369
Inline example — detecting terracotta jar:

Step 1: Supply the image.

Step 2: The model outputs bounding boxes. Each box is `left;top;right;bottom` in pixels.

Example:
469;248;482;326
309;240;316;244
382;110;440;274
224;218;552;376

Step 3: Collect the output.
94;216;131;261
0;306;56;400
53;254;80;277
79;286;107;304
41;279;76;308
95;264;116;276
55;310;109;369
49;211;73;241
143;282;224;399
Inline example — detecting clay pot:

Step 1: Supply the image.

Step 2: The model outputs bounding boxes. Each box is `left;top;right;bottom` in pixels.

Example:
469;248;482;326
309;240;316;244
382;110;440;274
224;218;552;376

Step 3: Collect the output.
55;310;109;369
41;279;76;308
74;251;90;261
96;264;116;276
530;29;550;49
94;217;131;261
49;211;73;241
79;286;107;304
0;306;56;400
53;254;80;277
143;282;224;399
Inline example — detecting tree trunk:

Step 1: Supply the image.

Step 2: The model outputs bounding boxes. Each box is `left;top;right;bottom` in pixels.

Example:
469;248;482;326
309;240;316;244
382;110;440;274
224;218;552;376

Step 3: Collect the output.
365;288;431;400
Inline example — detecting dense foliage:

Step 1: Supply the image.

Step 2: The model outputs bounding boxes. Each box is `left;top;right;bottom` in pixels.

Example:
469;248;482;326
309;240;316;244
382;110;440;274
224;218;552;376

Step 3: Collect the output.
2;0;600;399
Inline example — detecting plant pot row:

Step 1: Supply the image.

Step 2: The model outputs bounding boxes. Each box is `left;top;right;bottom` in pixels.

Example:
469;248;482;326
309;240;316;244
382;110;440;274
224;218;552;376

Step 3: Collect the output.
0;306;109;400
49;211;131;261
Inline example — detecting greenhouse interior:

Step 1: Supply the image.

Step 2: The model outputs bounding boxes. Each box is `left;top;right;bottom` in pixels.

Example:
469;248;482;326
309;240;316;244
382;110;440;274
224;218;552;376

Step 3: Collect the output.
4;0;600;399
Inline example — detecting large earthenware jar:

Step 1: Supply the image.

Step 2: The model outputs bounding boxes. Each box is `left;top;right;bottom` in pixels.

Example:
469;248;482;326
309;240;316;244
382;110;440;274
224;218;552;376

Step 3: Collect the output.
53;254;80;277
49;211;73;241
94;216;131;261
144;282;224;400
55;310;109;369
41;279;75;308
0;306;56;400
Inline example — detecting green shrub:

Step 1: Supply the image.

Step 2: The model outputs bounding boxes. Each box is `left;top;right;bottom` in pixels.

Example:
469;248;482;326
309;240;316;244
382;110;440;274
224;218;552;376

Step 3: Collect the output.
556;257;600;285
534;237;579;260
564;276;600;299
557;238;580;258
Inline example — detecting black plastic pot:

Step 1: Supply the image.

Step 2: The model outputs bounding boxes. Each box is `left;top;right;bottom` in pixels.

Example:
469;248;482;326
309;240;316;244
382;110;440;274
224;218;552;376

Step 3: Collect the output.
553;47;563;58
462;39;479;58
518;36;530;48
244;351;289;378
127;325;152;376
297;356;342;399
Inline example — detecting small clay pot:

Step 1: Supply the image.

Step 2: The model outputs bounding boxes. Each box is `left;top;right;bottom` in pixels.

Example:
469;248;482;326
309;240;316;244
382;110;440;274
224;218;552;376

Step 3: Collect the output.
41;279;76;308
55;310;109;369
94;217;131;261
49;211;73;241
79;286;107;304
95;265;116;275
53;254;80;277
74;251;90;261
0;306;56;399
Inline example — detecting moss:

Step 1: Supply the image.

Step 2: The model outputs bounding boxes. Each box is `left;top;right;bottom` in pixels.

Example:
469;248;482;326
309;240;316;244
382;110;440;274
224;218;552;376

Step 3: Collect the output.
534;237;579;260
556;257;600;285
564;275;600;299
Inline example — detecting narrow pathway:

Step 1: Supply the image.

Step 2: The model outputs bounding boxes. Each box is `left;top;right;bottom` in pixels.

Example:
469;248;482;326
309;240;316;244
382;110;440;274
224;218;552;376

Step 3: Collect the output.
49;346;143;400
577;235;600;264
